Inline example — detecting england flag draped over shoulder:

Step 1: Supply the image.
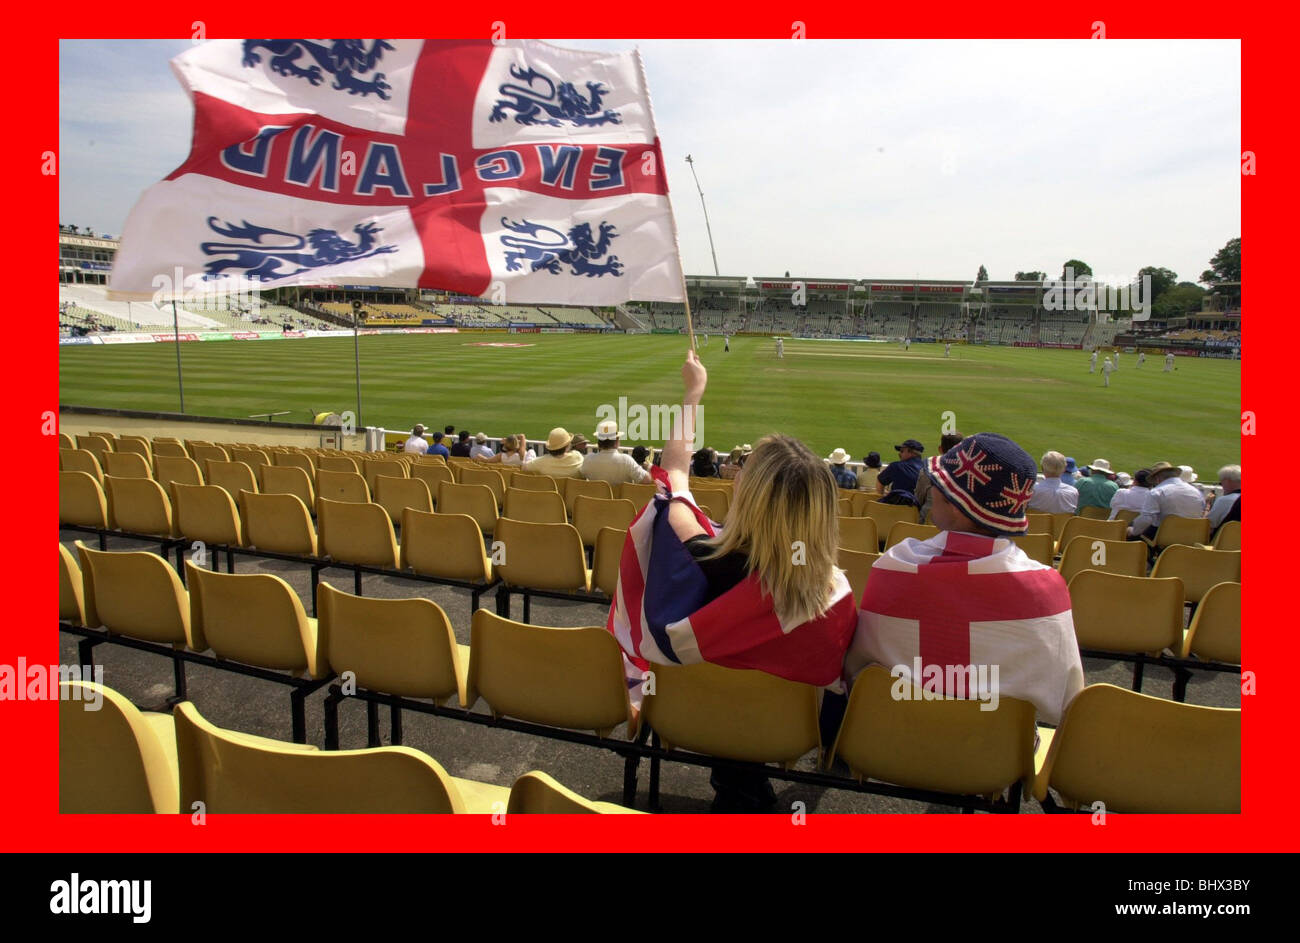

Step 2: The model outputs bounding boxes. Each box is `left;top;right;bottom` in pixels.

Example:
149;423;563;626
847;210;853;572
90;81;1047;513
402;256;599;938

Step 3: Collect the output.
110;39;685;302
608;491;859;708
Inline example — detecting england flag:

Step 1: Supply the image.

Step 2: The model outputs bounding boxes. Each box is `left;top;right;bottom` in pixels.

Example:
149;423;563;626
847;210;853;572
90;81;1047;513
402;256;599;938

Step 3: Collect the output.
109;39;685;303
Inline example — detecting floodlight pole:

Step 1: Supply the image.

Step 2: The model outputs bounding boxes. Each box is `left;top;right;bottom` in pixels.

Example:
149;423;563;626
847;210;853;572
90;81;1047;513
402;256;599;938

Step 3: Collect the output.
685;155;720;277
353;312;363;427
171;299;185;413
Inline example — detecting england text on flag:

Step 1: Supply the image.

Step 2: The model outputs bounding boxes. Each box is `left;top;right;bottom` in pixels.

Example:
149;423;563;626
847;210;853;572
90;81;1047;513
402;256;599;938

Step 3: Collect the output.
110;39;685;304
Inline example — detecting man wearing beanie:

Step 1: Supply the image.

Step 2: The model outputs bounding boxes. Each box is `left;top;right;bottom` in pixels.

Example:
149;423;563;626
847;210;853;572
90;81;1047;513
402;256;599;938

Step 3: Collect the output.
844;433;1084;725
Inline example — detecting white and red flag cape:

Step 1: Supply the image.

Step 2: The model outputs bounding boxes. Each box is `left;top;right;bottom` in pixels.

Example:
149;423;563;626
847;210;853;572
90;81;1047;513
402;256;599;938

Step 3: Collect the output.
844;531;1084;724
110;39;684;303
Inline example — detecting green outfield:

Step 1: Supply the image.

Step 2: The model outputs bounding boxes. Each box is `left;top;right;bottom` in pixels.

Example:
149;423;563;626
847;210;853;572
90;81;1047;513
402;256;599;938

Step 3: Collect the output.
59;333;1241;475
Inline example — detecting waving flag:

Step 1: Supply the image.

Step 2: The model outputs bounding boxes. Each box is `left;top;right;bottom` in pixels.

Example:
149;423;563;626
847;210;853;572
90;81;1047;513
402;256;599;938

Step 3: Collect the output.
844;531;1083;724
110;39;684;303
608;492;859;707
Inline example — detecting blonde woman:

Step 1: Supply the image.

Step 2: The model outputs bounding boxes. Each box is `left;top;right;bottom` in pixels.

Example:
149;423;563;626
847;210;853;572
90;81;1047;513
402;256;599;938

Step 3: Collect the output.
473;433;533;467
609;349;858;811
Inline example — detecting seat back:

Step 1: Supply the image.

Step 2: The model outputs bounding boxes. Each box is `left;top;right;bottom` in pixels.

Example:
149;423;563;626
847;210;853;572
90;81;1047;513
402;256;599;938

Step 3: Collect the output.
317;498;399;568
617;481;656;507
105;476;173;538
151;440;188;458
60;448;104;484
1153;514;1212;549
591;526;628;597
1024;512;1053;535
574;495;637;547
507;771;642;814
563;477;613;516
1057;536;1148;584
76;434;114;459
204;460;259;502
1067;570;1183;654
399;509;491;582
457;466;507;506
836;515;879;553
318;582;465;704
884;521;940;549
186;562;320;674
1034;684;1240;812
76;541;199;648
103;450;151;479
1008;532;1055;566
1077;505;1112;520
692;487;730;522
317;454;360;475
836;547;880;604
468;608;630;735
828;665;1036;796
409;462;454;497
512;472;559;493
1057;517;1127;549
864;501;920;536
242;491;317;555
272;450;316;476
153;454;204;491
1150;545;1241;605
258;463;316;508
492;518;588;592
171;482;243;546
503;488;567;524
60;681;179;813
59;543;87;625
362;458;407;495
57;431;75;450
437;482;499;533
60;470;108;528
374;475;433;522
1048;511;1075;542
1181;581;1240;663
230;448;271;469
315;469;370;504
1212;520;1241;551
642;661;820;766
174;702;465;813
190;443;230;464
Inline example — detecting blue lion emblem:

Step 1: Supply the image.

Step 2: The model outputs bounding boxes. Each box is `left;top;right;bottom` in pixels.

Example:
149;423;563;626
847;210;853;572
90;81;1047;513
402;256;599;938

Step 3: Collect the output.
500;218;623;277
200;218;398;281
242;39;396;99
489;64;621;128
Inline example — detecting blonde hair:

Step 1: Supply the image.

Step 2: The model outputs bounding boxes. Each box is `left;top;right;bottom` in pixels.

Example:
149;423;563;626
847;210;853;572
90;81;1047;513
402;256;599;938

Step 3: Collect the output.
501;434;518;450
696;434;840;625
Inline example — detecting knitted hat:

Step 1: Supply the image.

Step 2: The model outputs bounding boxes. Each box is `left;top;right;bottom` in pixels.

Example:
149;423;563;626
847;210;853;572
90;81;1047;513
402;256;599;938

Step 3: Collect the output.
926;433;1038;536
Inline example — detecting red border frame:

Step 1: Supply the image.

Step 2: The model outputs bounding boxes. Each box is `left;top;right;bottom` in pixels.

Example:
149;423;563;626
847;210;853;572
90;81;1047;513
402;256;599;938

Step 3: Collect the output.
16;3;1282;851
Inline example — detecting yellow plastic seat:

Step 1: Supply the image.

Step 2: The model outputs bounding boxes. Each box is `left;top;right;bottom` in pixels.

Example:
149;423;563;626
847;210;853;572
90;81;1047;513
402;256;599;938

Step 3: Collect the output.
1181;581;1240;663
153;454;204;491
272;450;316;476
362;457;407;495
190;443;230;464
1024;512;1053;535
837;515;879;553
864;501;920;539
317;454;360;475
103;450;152;479
1032;683;1240;813
174;701;503;813
1151;514;1212;549
230;447;271;469
507;772;644;814
850;491;878;515
186;562;325;677
884;521;940;549
1056;517;1127;552
60;681;179;813
117;435;154;464
692;487;730;522
399;509;493;585
60;471;109;529
374;474;433;523
258;464;316;508
828;666;1037;801
105;475;174;538
1056;536;1148;584
503;487;568;524
617;481;656;507
76;434;114;460
836;547;880;604
59;543;87;625
642;661;820;767
837;496;853;517
1008;532;1055;566
242;491;318;555
318;581;469;705
458;466;507;507
573;495;637;547
563;477;613;516
151;440;188;458
492;518;591;593
438;481;499;534
591;526;628;597
317;498;399;568
76;541;203;649
409;462;454;499
171;482;244;547
1047;512;1075;543
468;608;631;736
1113;508;1139;524
1150;545;1241;605
57;431;75;450
315;469;370;504
1068;569;1184;657
512;472;560;493
60;448;104;485
204;460;259;502
1077;505;1112;520
1212;520;1241;551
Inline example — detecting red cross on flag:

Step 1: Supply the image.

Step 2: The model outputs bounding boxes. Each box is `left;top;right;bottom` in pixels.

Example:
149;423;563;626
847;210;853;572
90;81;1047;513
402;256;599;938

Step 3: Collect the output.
109;39;685;304
845;530;1083;724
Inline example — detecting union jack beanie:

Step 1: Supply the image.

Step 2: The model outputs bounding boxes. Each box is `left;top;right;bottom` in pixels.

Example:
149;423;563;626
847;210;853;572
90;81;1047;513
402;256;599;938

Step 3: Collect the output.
926;433;1037;536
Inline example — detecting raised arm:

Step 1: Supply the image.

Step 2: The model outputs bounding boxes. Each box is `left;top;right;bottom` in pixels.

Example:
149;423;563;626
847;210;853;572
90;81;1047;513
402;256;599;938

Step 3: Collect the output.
663;348;709;541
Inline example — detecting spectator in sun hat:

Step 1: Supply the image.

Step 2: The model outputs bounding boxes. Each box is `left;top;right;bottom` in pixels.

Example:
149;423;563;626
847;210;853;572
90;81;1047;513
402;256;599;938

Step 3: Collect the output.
857;450;883;493
583;419;650;485
1061;457;1079;487
469;432;494;460
878;438;924;504
846;432;1083;725
1075;458;1118;513
827;448;858;490
1109;468;1150;519
720;447;746;480
1026;451;1078;513
1127;461;1206;539
527;427;586;479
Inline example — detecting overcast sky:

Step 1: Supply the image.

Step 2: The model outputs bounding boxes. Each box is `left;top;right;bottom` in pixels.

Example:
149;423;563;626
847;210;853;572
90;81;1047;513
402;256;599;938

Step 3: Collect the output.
60;39;1239;285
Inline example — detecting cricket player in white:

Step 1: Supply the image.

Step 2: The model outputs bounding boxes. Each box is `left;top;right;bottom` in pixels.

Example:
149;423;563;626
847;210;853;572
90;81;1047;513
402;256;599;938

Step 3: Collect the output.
1137;351;1146;368
1102;356;1114;387
1090;350;1097;373
945;342;951;357
1114;349;1120;370
1164;352;1175;372
776;337;784;359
